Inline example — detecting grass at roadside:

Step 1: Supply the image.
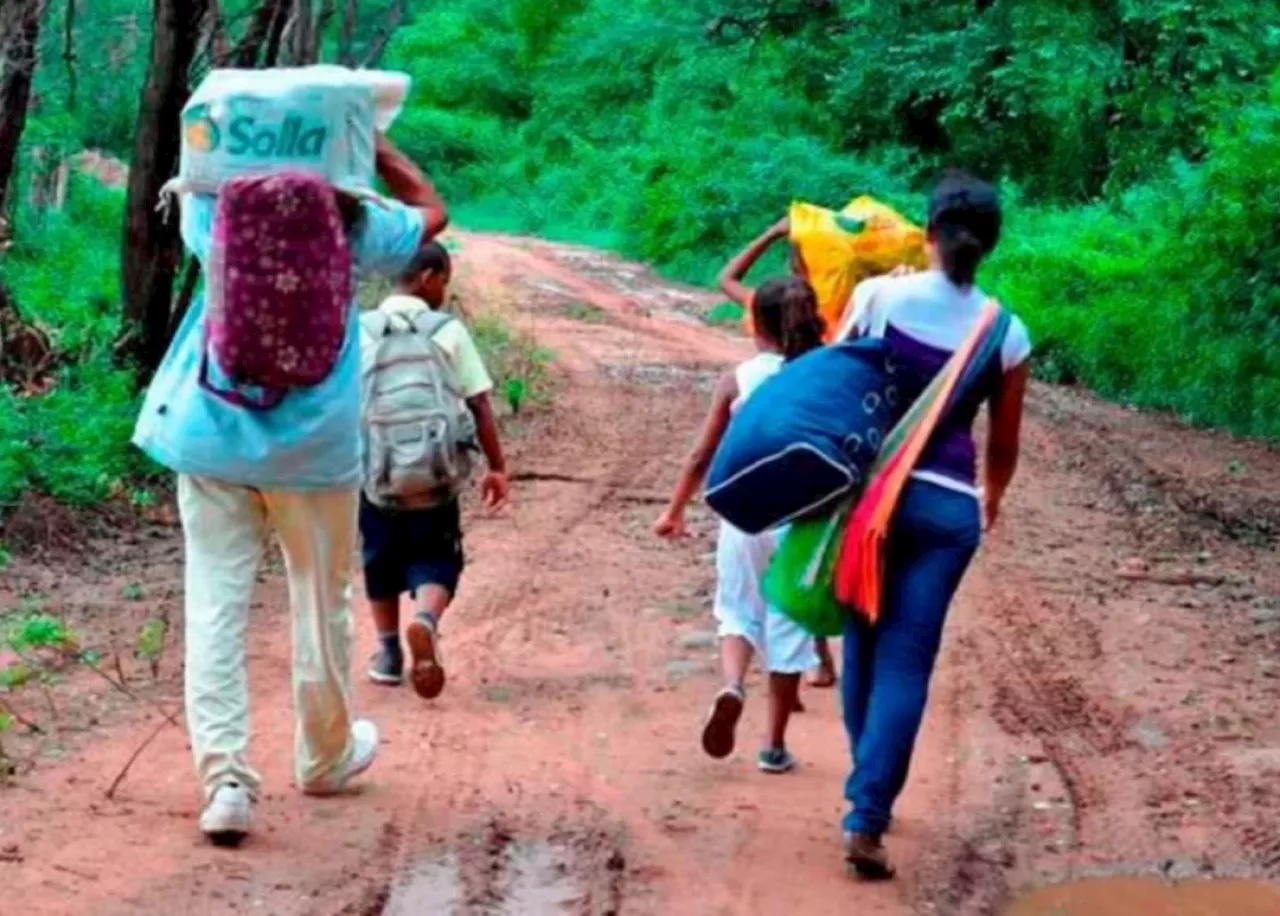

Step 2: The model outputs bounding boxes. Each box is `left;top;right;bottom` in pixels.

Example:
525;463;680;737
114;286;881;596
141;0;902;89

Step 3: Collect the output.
469;309;556;418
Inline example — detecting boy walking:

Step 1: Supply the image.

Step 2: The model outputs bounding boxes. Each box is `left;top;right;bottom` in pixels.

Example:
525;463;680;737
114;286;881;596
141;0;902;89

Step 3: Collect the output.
359;242;509;698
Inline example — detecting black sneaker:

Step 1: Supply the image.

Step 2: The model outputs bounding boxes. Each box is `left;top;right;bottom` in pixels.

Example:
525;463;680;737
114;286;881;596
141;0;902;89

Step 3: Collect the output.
757;746;798;774
367;646;404;686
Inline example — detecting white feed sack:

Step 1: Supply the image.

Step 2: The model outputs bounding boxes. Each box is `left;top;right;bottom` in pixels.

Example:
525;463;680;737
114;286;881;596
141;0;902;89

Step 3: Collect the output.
177;66;411;192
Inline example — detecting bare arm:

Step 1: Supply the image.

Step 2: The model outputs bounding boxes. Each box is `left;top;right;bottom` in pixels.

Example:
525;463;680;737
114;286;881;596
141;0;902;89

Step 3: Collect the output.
655;373;738;536
467;392;509;510
717;218;789;309
983;363;1029;530
375;134;449;240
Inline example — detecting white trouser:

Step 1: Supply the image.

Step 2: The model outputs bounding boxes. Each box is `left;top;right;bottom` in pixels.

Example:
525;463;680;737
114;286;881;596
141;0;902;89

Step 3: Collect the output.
179;475;359;799
714;522;818;674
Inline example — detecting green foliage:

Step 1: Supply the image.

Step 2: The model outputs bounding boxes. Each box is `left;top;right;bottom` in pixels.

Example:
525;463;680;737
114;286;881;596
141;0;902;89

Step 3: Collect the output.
134;617;165;663
0;664;34;690
561;301;607;324
469;312;554;415
5;613;72;652
379;0;1280;437
1;0;1277;534
990;78;1280;435
705;301;745;327
0;176;155;508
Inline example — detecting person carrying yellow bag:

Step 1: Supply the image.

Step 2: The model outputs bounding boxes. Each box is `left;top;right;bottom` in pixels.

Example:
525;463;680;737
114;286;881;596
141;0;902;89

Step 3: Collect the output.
716;197;924;690
721;197;927;343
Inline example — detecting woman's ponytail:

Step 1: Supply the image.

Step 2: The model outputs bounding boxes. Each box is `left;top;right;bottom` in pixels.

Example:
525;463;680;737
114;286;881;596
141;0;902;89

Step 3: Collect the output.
928;174;1002;288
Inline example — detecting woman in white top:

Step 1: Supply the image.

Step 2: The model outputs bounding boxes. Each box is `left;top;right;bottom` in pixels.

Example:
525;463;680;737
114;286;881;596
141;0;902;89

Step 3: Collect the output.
838;174;1031;879
655;268;825;775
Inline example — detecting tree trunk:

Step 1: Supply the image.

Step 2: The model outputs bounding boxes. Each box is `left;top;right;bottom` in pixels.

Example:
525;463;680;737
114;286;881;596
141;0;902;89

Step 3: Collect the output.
263;0;292;67
361;0;408;67
0;0;44;213
288;0;316;65
121;0;209;376
233;0;285;67
62;0;77;112
338;0;357;65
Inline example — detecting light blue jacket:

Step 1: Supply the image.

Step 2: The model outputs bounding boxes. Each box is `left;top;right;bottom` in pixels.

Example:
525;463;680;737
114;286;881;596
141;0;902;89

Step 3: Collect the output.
132;195;425;490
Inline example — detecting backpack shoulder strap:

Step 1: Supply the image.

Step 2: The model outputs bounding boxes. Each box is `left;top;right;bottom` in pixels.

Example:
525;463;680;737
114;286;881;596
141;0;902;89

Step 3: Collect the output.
415;308;455;338
360;308;392;338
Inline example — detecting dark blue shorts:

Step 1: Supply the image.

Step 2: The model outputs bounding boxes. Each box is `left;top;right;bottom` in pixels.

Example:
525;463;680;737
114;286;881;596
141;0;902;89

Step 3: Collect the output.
359;496;465;602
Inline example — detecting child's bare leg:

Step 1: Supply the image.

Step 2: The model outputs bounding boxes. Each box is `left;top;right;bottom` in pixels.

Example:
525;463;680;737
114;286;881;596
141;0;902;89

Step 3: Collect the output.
406;585;451;700
807;637;837;688
416;584;451;625
370;598;400;636
757;671;802;774
703;635;753;759
720;634;753;690
767;672;801;747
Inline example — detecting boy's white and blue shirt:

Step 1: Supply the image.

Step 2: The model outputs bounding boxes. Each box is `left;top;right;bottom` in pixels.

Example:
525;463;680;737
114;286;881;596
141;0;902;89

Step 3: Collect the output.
132;195;425;491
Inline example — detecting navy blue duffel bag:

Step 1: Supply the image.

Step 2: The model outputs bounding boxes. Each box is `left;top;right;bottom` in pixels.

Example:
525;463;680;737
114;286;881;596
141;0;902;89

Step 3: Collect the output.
705;338;897;535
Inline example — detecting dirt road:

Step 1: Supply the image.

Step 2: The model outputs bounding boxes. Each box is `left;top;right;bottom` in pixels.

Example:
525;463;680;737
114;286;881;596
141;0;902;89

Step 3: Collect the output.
3;234;1280;915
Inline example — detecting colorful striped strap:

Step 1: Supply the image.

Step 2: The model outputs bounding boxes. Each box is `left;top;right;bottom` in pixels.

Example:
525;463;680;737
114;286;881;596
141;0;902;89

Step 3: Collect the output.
832;299;1008;622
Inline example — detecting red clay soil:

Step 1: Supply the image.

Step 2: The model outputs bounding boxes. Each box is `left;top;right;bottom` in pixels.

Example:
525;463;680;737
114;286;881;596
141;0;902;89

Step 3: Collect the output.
2;234;1280;915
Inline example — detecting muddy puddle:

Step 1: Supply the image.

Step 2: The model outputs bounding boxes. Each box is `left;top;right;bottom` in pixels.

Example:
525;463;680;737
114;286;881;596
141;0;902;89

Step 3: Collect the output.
1005;877;1280;915
385;841;585;915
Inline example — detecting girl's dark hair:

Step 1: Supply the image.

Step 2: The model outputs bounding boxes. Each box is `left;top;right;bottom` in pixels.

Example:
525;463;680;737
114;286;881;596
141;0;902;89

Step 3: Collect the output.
400;241;452;281
928;173;1002;287
753;276;824;361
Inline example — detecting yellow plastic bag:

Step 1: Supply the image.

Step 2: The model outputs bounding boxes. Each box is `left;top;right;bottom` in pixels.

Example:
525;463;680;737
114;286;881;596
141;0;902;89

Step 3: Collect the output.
758;196;926;341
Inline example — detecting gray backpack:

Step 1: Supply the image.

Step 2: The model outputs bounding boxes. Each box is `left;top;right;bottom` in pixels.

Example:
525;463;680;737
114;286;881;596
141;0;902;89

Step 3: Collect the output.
359;303;478;509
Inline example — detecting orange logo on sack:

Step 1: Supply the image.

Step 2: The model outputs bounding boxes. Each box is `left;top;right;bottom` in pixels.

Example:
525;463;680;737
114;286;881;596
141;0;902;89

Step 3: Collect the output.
184;106;220;153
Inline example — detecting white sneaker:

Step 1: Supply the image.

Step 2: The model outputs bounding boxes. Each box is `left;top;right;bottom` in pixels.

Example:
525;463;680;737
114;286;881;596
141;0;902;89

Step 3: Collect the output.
302;719;379;796
199;782;252;846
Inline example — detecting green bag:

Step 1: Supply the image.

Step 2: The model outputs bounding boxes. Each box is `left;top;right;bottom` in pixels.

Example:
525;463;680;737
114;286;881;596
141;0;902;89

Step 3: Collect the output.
762;502;851;637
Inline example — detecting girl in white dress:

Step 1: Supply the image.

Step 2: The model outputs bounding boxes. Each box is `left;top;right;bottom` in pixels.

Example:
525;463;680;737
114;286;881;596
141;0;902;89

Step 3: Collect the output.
655;264;825;773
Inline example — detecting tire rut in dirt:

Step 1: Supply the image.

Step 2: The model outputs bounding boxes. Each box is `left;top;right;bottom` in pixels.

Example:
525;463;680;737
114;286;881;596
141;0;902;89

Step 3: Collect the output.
1030;388;1280;550
367;814;627;916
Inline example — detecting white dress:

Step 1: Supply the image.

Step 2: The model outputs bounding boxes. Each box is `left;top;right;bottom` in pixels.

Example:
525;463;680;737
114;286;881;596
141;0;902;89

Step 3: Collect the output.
712;352;819;674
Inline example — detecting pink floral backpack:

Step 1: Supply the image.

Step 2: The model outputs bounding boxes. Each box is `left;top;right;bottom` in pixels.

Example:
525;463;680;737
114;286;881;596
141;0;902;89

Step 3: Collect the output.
200;171;353;409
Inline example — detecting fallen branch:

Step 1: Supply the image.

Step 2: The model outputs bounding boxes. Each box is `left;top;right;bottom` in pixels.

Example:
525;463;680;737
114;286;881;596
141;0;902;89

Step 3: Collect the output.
0;696;43;734
55;649;185;798
105;714;175;800
58;647;181;726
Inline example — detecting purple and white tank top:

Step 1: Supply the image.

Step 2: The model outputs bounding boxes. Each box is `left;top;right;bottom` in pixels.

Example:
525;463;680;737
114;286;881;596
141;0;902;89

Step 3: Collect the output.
839;271;1032;497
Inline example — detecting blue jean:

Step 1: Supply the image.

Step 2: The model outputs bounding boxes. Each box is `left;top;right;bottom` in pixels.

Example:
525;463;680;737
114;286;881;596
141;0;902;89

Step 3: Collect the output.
841;480;981;835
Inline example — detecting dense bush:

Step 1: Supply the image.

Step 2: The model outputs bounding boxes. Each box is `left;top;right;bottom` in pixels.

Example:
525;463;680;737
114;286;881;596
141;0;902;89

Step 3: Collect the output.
382;0;1280;437
3;0;1279;522
0;177;154;508
991;77;1280;434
